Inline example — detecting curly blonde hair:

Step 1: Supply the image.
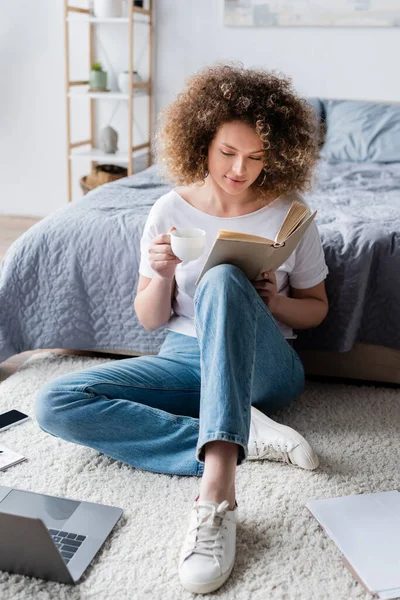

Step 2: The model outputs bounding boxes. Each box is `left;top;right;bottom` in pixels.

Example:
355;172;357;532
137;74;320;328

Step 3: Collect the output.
155;62;319;199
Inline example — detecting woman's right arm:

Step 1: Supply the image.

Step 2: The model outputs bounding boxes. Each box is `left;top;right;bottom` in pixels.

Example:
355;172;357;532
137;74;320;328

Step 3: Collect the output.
134;227;181;331
134;273;175;331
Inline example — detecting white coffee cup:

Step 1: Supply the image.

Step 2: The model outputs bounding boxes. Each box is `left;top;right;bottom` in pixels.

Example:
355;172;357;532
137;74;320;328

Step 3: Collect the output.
169;228;206;261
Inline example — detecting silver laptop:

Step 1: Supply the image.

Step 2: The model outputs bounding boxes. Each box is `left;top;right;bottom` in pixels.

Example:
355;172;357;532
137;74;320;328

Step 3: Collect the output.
0;485;123;584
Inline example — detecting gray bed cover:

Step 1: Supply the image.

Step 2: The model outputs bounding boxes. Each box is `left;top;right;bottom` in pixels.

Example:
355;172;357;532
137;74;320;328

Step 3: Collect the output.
1;160;399;363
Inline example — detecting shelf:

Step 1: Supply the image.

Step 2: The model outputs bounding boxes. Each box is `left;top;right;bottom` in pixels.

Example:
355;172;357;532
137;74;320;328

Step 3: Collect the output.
68;90;148;99
70;148;129;162
67;16;128;23
70;147;149;163
67;8;151;23
132;7;151;16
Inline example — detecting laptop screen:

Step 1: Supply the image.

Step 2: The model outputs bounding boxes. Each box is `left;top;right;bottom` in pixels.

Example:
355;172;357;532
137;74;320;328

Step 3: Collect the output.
0;489;80;527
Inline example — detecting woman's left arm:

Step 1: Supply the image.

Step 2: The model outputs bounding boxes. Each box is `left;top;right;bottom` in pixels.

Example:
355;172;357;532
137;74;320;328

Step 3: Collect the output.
252;270;329;329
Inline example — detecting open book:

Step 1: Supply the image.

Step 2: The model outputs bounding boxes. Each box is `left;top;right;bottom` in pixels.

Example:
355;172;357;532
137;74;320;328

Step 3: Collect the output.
0;443;27;472
196;200;317;285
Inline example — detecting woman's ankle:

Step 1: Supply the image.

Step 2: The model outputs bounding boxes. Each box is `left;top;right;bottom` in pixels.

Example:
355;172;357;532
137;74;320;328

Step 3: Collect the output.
199;481;236;510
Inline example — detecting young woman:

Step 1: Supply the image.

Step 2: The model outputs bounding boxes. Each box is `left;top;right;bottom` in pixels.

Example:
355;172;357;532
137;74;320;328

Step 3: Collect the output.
35;63;328;594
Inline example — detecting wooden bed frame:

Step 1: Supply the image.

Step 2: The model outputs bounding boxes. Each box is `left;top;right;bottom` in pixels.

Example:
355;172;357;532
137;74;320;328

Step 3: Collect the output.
86;343;400;385
297;344;400;385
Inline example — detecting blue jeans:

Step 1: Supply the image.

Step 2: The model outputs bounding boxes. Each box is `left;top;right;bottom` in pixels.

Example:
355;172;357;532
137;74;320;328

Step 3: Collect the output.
35;265;305;477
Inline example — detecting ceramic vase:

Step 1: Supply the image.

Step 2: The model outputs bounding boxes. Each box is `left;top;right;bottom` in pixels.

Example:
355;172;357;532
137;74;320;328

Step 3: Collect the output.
93;0;123;18
99;125;118;154
117;71;143;94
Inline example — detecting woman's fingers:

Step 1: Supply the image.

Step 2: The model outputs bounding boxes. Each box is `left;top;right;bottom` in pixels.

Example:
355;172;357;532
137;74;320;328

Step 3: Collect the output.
263;270;276;282
252;281;275;299
253;281;274;290
154;232;173;245
149;243;175;256
152;259;180;269
150;232;181;260
151;252;181;262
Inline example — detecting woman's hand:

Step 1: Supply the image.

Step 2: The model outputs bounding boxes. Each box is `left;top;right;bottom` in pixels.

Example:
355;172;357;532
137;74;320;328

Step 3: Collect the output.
148;226;182;280
251;270;280;313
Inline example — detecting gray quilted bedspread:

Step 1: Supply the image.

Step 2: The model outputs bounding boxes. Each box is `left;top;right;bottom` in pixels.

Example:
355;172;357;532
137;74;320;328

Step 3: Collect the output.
1;160;399;363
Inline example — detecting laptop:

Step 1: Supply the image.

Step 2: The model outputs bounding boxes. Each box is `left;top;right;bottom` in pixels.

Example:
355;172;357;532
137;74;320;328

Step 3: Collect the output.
0;485;123;584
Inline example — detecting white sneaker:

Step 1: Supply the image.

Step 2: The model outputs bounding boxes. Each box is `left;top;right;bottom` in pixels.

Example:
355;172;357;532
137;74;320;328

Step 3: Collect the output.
178;499;237;594
248;405;319;470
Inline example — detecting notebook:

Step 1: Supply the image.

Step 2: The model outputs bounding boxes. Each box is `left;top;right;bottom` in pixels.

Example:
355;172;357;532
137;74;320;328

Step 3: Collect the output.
306;490;400;599
0;443;27;471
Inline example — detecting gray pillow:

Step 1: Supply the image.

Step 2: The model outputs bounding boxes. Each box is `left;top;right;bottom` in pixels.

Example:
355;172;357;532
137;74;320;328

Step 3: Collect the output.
306;97;324;123
321;99;400;162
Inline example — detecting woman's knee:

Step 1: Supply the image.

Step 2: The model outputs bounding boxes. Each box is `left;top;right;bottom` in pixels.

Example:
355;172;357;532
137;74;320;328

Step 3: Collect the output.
194;264;250;306
34;377;86;436
35;385;54;434
199;264;246;289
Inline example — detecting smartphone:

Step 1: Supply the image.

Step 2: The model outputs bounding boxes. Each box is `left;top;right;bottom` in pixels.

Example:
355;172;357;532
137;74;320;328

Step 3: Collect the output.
0;410;30;432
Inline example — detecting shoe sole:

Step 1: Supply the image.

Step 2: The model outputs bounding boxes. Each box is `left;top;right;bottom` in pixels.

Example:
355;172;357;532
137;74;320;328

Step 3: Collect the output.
249;408;319;470
180;562;234;594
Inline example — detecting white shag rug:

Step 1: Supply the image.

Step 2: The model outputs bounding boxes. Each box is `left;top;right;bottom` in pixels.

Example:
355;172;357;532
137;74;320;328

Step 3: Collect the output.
0;351;399;600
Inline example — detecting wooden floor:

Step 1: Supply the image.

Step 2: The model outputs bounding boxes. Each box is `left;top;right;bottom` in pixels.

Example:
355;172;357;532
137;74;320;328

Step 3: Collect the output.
0;216;119;384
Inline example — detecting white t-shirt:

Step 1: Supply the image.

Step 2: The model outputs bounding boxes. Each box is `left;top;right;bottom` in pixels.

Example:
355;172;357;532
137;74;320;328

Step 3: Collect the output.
139;189;329;339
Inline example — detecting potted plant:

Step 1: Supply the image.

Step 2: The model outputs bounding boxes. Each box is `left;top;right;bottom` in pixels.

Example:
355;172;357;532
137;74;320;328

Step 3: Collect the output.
89;62;108;91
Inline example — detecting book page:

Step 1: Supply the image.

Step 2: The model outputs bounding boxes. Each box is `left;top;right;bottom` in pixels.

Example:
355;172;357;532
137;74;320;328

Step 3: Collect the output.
217;230;274;244
275;201;310;243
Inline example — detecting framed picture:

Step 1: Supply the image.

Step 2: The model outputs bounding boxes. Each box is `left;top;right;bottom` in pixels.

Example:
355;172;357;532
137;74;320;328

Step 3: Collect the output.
224;0;400;27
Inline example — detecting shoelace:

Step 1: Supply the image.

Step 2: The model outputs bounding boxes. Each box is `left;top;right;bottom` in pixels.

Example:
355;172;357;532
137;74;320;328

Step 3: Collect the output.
251;439;296;464
185;500;230;559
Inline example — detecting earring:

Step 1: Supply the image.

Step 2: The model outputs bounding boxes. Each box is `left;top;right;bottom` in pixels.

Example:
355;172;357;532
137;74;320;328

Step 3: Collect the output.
257;170;267;187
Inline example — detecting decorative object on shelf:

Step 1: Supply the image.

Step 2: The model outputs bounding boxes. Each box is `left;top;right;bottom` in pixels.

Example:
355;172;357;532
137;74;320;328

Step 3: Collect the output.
80;164;128;195
89;62;108;91
93;0;123;18
117;70;143;94
133;1;144;7
99;125;119;153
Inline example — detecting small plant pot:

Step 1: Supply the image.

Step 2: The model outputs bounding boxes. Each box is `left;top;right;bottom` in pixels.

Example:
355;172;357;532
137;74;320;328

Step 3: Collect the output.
89;70;108;90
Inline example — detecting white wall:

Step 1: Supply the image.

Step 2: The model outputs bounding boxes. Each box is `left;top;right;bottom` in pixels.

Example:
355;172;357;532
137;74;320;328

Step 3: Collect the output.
0;0;150;217
155;1;400;109
1;0;399;217
0;1;67;218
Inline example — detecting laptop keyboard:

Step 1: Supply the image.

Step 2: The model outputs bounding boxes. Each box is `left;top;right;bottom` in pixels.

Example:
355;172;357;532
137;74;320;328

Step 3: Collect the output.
48;529;87;564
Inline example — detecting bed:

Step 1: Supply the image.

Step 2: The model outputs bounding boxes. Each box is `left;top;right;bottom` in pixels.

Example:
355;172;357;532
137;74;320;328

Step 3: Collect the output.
1;98;400;383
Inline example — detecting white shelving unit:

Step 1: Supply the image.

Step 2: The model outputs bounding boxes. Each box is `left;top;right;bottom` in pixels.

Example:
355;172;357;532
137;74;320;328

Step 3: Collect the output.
64;2;153;202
